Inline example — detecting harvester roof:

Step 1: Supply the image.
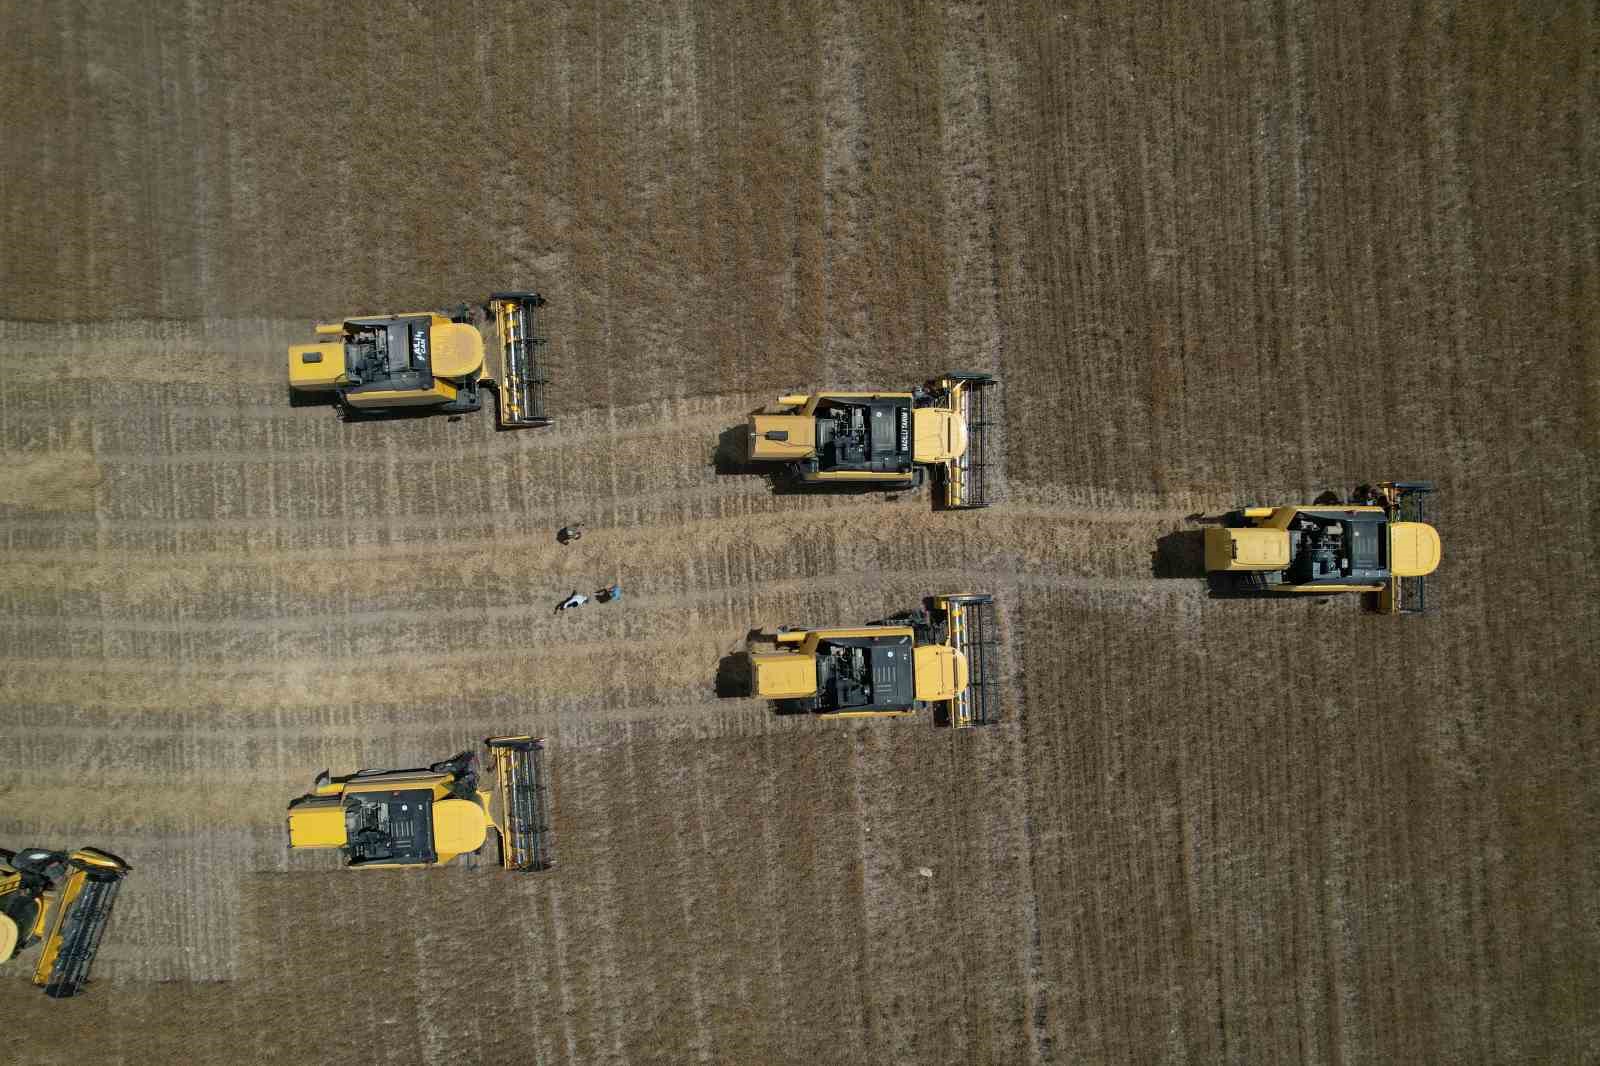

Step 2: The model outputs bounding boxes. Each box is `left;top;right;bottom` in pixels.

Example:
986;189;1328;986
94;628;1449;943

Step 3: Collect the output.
1390;521;1442;577
910;407;967;464
912;643;968;702
427;322;484;378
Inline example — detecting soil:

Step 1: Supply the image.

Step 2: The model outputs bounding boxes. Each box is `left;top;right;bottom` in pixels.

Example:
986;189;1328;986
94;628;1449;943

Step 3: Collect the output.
0;1;1595;1064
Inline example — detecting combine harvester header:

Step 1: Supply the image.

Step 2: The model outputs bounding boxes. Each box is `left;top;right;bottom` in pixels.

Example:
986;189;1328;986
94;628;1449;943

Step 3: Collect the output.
487;736;555;872
486;293;552;428
1;845;132;998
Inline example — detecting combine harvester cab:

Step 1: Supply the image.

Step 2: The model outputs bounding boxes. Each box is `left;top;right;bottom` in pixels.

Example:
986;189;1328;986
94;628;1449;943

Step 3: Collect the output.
286;738;554;871
1;845;132;998
749;593;1002;727
287;291;552;429
1203;481;1440;614
746;372;998;509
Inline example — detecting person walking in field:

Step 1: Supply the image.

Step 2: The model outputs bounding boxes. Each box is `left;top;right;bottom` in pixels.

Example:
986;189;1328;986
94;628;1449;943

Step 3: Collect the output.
557;524;584;545
555;590;589;614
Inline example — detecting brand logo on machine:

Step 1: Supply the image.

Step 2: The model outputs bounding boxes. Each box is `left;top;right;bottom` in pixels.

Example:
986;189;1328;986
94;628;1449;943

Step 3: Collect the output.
898;407;909;452
412;329;429;363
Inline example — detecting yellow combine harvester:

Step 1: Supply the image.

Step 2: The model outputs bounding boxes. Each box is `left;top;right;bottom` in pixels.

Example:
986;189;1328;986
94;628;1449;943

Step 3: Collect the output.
1204;481;1441;613
747;373;997;508
288;292;552;427
287;737;553;870
1;845;131;998
750;594;1001;726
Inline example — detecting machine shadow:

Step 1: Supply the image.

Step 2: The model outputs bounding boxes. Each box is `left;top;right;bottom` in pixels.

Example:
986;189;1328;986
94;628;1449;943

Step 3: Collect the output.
287;390;457;424
715;650;752;698
712;423;763;476
1151;530;1207;579
337;405;474;425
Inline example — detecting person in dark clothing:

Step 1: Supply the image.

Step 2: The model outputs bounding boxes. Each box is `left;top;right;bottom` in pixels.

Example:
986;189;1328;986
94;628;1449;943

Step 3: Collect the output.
557;524;584;545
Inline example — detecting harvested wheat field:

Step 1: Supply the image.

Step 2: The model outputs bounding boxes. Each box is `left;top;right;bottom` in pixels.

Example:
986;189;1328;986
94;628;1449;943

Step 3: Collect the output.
1;1;1596;1063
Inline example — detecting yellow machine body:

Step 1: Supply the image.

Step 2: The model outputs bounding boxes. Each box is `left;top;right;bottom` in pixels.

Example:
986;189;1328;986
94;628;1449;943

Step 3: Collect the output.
749;649;822;699
285;769;493;868
1205;525;1294;571
287;342;346;389
750;593;999;726
748;414;819;460
913;643;968;702
287;294;552;428
428;321;486;378
286;737;554;872
1202;483;1442;613
911;407;966;463
750;624;964;705
745;375;997;508
1389;522;1443;577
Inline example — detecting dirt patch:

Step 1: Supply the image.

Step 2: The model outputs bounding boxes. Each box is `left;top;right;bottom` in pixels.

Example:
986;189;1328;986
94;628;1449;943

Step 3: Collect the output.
0;449;101;511
0;1;1595;1063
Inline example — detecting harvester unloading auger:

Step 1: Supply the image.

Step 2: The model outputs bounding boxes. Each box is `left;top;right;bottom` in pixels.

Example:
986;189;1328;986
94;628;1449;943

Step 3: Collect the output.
288;292;552;427
286;737;553;871
749;594;1002;727
746;373;998;508
1;846;131;998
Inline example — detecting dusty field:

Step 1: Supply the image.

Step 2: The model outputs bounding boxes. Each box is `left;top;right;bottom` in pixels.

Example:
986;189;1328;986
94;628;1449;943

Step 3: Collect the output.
1;1;1596;1064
